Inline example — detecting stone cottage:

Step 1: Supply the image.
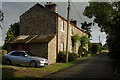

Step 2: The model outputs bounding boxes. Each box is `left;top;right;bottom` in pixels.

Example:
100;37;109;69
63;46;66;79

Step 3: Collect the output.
8;2;88;64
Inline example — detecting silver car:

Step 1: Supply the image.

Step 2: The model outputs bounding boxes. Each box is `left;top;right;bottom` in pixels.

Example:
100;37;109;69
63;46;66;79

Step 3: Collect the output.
4;51;48;67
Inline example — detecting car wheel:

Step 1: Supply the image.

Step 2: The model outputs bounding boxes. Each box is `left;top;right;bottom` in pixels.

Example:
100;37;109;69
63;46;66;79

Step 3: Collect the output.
30;61;37;67
5;59;12;65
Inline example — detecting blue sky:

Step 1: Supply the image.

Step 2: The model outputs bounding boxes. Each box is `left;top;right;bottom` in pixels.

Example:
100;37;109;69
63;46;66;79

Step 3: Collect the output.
1;1;107;46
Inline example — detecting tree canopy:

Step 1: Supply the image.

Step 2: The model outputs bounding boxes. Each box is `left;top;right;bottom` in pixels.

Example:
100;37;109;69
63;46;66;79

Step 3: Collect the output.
2;22;20;50
83;2;120;79
81;21;92;39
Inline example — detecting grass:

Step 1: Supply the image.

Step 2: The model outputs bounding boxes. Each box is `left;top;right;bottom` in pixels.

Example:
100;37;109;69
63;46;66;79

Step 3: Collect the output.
2;56;90;78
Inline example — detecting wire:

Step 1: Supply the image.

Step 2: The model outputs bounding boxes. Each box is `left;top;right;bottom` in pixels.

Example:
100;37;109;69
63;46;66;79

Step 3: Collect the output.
71;0;84;22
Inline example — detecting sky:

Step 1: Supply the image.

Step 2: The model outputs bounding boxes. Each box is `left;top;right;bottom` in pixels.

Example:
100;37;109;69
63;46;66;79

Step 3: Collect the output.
0;1;107;46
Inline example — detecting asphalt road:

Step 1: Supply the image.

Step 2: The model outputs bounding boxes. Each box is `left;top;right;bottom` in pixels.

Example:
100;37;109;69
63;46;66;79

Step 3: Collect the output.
46;53;113;79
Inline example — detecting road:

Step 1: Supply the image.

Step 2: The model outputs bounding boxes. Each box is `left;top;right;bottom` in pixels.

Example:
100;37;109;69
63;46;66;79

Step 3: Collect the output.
45;53;113;79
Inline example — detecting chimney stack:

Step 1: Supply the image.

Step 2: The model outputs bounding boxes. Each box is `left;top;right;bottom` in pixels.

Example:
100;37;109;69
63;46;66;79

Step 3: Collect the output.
70;19;77;26
45;2;58;13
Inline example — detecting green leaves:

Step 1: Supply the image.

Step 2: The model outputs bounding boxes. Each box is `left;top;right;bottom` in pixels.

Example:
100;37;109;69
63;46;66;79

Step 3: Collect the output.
71;33;80;48
2;22;20;50
80;35;88;48
84;2;113;34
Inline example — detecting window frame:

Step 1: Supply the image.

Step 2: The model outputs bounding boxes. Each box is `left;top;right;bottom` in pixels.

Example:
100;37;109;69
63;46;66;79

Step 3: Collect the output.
10;52;19;56
70;44;72;53
61;20;65;32
61;42;64;51
70;25;73;36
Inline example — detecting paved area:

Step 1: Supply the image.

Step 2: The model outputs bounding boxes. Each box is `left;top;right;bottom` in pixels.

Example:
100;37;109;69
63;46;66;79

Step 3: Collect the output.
46;53;113;79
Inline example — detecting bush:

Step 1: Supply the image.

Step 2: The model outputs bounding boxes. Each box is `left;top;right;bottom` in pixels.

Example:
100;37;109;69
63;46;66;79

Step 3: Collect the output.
57;51;66;63
68;52;78;62
57;51;78;63
78;47;88;57
0;50;7;64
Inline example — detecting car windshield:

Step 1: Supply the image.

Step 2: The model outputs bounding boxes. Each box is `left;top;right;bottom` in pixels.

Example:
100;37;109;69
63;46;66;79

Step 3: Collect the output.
26;52;35;56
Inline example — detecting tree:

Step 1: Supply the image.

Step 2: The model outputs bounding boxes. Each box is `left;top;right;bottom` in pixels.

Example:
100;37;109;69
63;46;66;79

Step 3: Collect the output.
71;33;80;53
83;2;120;79
83;2;113;34
81;21;93;39
78;35;88;57
2;22;20;50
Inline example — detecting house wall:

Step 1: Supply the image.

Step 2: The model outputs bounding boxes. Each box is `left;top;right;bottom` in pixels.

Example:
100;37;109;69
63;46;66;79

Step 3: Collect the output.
8;43;48;59
20;4;57;35
48;36;56;64
57;16;88;54
29;43;48;59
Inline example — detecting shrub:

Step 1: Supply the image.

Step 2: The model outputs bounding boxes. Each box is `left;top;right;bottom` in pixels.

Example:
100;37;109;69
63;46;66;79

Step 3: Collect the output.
0;50;7;64
57;51;66;63
78;47;88;57
57;51;78;63
68;52;78;62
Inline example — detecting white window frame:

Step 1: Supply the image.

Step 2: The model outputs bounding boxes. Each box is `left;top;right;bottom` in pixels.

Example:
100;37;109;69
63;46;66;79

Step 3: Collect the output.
61;42;64;51
70;44;72;53
70;25;73;36
61;21;65;32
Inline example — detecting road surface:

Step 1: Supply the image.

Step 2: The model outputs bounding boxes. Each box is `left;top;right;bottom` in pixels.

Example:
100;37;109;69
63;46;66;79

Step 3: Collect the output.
45;53;113;79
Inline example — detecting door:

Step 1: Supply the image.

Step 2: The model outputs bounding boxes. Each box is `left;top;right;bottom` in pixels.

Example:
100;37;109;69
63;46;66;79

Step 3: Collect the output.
17;52;30;65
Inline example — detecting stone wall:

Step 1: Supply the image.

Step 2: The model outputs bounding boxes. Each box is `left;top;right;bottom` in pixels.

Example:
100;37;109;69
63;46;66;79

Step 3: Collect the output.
57;16;88;54
48;36;56;64
20;4;57;35
29;43;48;59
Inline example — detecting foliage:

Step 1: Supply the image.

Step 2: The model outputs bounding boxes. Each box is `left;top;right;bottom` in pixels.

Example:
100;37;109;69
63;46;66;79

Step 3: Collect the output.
71;33;81;53
83;2;120;80
80;35;88;47
81;21;93;39
57;51;78;63
97;44;102;53
90;44;102;54
83;2;113;34
1;50;7;64
71;33;80;48
78;35;88;57
2;22;20;50
102;43;109;50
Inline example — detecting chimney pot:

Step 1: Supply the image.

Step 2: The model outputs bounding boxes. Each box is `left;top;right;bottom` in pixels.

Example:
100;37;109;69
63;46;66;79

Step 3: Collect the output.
45;2;57;13
70;19;77;26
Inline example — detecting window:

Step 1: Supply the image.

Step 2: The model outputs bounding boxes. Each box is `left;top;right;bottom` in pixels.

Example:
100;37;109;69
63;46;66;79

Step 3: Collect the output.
61;42;64;51
26;52;35;56
61;21;64;32
70;44;72;53
11;52;19;56
70;25;73;35
18;52;26;57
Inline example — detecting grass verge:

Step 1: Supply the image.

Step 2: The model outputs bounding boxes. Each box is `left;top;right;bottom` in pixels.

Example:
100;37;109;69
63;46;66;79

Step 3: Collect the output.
2;56;90;79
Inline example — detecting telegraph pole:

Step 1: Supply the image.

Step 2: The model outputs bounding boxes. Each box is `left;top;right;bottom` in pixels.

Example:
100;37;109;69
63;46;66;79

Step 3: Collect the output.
66;0;70;63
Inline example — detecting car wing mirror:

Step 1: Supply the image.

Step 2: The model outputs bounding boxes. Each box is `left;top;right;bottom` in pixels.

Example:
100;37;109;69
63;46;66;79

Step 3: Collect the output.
25;55;28;57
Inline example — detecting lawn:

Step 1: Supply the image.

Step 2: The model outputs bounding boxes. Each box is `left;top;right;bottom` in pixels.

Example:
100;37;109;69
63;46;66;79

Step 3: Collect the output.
2;56;90;79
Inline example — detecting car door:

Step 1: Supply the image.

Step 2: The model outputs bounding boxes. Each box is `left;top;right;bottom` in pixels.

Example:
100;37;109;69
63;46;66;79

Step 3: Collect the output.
10;52;20;64
17;52;30;65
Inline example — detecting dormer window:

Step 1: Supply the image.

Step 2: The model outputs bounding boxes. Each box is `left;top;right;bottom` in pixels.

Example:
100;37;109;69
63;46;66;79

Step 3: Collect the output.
61;20;64;32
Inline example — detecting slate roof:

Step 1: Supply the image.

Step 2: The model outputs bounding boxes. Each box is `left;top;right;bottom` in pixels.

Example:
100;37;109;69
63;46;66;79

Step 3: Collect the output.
9;34;56;44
